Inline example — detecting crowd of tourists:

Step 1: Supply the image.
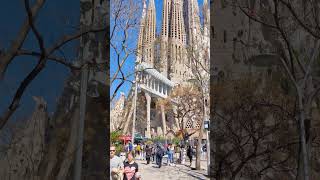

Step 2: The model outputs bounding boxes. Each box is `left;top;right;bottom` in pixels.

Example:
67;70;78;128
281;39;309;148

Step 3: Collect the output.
110;141;207;180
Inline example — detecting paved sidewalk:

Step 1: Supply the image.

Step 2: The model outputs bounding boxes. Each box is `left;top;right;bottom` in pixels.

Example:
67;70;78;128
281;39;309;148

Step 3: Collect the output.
136;158;209;180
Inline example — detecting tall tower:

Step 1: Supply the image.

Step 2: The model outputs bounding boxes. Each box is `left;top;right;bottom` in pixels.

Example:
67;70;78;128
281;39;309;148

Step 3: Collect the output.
137;0;147;64
183;0;202;80
143;0;156;67
203;0;210;67
159;0;172;77
168;0;187;83
136;0;207;83
183;0;202;46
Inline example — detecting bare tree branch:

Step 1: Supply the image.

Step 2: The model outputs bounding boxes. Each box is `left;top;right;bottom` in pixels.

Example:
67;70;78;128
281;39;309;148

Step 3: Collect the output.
0;0;45;79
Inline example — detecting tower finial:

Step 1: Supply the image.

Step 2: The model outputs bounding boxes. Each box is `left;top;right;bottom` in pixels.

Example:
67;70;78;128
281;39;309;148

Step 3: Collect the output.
136;0;148;63
142;0;147;19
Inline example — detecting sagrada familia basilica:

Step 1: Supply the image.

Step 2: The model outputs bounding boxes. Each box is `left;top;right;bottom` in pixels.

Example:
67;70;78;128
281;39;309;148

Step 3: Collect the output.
111;0;210;139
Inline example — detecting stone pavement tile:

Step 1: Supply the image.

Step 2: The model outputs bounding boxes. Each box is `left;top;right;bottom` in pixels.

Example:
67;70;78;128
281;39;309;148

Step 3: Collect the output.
135;160;209;180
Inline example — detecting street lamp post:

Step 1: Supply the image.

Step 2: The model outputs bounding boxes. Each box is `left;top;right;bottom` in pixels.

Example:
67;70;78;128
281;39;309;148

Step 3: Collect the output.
204;120;210;176
74;63;88;180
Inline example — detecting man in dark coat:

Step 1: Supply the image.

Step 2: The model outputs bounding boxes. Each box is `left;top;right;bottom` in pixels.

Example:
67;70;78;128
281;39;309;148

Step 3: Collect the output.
145;145;152;164
155;144;164;168
187;145;193;167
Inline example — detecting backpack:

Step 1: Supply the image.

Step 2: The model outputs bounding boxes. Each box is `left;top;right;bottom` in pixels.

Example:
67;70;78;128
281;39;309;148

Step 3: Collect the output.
156;147;164;156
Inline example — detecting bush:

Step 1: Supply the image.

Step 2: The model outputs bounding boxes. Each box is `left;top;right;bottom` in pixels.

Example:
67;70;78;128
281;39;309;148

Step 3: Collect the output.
110;130;125;153
172;137;181;145
152;136;166;144
115;143;124;154
110;130;121;144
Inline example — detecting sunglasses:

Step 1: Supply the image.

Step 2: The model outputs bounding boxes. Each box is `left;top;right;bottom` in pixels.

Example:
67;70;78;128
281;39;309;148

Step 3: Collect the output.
110;150;116;152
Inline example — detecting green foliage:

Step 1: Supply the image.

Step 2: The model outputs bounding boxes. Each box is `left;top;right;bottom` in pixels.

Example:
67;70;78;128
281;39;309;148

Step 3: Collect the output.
110;130;121;144
116;143;124;154
172;137;181;145
152;136;166;143
110;130;126;153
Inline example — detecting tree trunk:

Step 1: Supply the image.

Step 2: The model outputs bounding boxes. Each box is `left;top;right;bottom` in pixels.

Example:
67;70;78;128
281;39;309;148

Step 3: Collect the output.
196;127;203;170
297;90;310;180
196;96;206;170
161;105;167;136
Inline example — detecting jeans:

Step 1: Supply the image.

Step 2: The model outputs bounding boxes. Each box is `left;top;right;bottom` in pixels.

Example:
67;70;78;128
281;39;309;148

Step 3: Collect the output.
156;155;162;167
168;153;174;163
146;156;150;164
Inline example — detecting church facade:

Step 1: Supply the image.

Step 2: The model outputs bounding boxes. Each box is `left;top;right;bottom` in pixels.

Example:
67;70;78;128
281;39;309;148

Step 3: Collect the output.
137;0;209;84
111;0;210;139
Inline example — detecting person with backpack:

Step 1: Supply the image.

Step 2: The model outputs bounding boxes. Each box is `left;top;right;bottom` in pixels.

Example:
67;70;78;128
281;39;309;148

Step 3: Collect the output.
155;144;164;168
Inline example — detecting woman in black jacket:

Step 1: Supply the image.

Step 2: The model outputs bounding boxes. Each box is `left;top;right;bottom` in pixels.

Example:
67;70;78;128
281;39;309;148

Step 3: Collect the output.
186;145;193;167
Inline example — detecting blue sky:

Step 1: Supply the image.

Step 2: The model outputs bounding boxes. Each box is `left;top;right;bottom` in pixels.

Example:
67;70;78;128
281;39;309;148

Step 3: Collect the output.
110;0;204;102
0;1;79;121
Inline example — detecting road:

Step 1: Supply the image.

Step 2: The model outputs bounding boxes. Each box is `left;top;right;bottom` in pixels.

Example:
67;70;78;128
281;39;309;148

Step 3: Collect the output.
135;156;209;180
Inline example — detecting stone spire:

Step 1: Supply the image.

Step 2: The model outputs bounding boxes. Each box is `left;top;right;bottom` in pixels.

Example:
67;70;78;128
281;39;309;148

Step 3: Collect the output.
168;0;187;83
203;0;210;36
159;0;172;77
184;0;202;45
136;0;147;63
203;0;210;67
161;0;171;39
143;0;156;66
169;0;186;44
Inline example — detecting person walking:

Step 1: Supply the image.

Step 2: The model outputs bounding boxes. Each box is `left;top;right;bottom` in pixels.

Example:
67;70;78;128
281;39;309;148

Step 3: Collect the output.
128;141;133;153
123;152;141;180
175;145;181;163
110;145;124;180
155;144;164;168
135;143;141;159
187;145;193;167
180;145;186;165
166;143;174;166
145;144;152;164
151;144;155;162
201;144;207;160
141;143;145;160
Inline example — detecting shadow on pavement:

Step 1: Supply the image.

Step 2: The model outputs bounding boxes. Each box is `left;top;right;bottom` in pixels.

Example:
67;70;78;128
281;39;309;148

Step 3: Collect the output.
171;165;208;180
177;169;207;180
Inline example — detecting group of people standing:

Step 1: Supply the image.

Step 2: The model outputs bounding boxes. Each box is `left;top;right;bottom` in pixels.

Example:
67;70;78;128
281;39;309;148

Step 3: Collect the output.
110;145;141;180
110;141;206;179
125;142;145;160
143;143;197;168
